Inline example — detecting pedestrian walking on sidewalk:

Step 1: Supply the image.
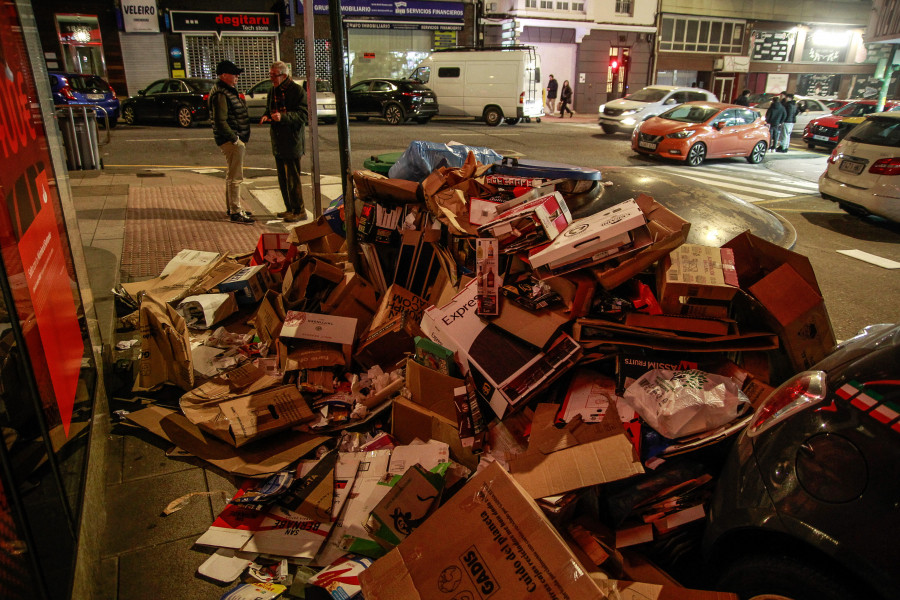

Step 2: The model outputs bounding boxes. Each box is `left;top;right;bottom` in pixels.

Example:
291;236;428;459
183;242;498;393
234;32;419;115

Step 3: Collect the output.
765;94;786;153
209;60;254;224
559;80;573;117
546;74;558;114
779;93;798;152
260;61;308;223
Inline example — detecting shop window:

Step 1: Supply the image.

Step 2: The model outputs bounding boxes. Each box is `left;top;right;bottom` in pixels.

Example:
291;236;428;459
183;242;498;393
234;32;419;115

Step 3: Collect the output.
660;15;744;54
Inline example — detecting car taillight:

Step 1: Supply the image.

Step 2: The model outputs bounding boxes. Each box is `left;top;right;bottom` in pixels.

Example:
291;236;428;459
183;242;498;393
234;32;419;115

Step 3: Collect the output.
827;150;840;164
401;92;421;97
202;93;209;102
746;371;827;438
108;83;117;99
61;86;76;100
519;91;525;104
869;157;900;175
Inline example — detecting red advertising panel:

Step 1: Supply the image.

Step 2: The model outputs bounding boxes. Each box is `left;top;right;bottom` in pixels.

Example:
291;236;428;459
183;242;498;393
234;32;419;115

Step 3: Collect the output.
0;1;86;437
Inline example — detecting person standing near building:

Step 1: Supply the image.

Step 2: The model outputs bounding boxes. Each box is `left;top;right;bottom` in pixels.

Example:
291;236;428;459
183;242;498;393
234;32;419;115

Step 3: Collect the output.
209;60;254;224
558;80;573;117
546;74;558;114
260;61;309;223
734;89;751;106
780;93;798;152
764;94;786;153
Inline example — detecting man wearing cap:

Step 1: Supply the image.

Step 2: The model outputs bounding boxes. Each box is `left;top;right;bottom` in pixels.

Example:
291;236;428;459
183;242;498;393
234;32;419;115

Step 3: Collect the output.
209;59;254;224
260;61;308;222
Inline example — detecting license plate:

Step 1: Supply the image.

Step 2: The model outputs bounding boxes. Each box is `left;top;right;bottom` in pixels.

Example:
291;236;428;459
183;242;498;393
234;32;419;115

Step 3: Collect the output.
813;134;831;142
839;159;865;175
86;94;104;100
424;98;435;103
322;104;336;110
639;141;657;150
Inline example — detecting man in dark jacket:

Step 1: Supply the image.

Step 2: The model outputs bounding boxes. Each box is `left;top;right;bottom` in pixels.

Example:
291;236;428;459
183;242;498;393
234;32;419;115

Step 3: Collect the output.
734;89;751;106
260;61;308;223
209;60;253;224
779;93;799;152
546;75;558;114
764;95;786;153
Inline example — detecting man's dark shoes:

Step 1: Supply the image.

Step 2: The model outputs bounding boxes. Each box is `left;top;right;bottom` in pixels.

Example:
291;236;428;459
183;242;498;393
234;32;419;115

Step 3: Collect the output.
229;212;255;224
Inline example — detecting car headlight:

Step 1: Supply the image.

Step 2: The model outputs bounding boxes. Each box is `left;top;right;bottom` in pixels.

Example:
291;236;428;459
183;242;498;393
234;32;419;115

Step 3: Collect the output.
598;104;606;114
620;109;637;116
622;117;636;126
666;130;697;139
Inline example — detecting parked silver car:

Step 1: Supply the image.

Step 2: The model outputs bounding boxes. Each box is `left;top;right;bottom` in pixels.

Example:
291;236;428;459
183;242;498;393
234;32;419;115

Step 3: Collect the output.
245;78;337;124
599;85;718;134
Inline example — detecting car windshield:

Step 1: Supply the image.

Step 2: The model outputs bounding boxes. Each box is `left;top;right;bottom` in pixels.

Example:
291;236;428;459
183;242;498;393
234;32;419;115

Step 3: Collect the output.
69;75;109;93
835;103;878;117
189;80;215;93
398;81;430;92
846;117;900;147
624;88;669;102
659;104;719;123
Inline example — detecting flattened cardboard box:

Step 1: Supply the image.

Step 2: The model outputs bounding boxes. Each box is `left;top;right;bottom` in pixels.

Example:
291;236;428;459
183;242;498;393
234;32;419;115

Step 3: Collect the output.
595;580;738;600
218;385;314;447
137;293;194;392
359;462;607;600
509;403;643;499
391;397;479;471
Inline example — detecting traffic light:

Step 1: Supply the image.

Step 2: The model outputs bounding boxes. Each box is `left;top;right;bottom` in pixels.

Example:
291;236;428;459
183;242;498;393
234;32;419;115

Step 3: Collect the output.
610;57;620;71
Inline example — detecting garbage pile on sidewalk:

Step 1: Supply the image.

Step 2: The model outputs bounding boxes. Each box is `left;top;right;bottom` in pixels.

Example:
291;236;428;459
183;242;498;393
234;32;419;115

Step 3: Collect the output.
112;141;836;599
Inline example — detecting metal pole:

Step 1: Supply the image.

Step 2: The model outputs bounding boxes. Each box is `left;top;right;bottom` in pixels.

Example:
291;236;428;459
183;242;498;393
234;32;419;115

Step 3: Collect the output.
327;0;360;274
304;0;322;216
876;45;898;113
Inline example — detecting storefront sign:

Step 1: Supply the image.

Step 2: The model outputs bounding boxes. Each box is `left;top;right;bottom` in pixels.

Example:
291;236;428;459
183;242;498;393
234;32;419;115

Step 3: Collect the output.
750;30;795;62
802;30;850;63
345;20;463;31
299;0;465;20
170;11;281;33
56;15;102;44
1;11;86;437
121;0;160;33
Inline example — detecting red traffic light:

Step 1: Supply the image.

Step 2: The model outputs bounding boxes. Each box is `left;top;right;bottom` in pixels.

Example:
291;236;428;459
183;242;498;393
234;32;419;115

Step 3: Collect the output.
610;58;619;70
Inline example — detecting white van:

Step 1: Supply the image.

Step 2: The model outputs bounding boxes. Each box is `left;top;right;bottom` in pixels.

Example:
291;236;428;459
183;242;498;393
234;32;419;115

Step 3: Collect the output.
411;46;543;126
598;85;718;134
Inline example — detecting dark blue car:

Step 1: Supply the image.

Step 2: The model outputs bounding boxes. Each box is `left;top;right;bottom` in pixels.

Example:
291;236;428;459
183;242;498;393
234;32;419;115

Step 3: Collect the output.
50;72;120;128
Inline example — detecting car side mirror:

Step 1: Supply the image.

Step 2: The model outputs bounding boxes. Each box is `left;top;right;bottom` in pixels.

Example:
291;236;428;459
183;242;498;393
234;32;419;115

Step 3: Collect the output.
138;90;146;96
714;121;725;130
665;98;677;105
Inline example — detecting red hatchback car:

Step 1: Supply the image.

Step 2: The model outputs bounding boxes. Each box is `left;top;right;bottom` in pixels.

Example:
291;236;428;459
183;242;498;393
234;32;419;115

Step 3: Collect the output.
632;102;769;166
803;99;900;149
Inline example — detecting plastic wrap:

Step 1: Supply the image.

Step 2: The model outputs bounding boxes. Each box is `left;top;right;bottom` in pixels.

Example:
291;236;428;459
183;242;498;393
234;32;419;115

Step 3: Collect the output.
622;369;749;439
388;140;503;182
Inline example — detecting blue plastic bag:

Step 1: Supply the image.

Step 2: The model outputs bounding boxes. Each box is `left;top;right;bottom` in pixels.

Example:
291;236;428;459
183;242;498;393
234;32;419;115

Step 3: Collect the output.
387;140;503;182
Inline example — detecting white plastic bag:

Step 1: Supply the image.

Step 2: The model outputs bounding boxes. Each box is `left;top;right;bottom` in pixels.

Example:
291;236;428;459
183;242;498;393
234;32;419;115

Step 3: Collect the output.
622;369;749;439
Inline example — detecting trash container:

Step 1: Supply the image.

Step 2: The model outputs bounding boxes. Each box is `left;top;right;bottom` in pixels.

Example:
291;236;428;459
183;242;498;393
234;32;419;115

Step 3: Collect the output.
58;107;101;170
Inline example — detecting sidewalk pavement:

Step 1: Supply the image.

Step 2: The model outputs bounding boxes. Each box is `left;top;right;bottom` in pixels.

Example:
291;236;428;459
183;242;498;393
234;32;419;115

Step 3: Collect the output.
69;167;340;600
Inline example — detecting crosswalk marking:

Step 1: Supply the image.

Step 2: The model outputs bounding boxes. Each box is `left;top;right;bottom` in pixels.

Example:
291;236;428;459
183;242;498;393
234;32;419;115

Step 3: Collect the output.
650;163;820;203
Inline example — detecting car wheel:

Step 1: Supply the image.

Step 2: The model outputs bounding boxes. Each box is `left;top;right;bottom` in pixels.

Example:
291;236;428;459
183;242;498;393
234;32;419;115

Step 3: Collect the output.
384;104;405;125
355;116;370;122
687;142;707;166
806;141;816;149
838;202;868;217
177;106;193;128
484;107;503;127
717;553;866;600
123;106;136;125
504;117;521;125
416;116;432;124
601;124;618;134
747;141;767;164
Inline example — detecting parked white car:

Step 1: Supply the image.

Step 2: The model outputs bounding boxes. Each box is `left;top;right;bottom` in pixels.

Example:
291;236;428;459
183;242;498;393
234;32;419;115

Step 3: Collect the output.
598;85;718;134
245;78;337;124
755;95;834;133
819;112;900;222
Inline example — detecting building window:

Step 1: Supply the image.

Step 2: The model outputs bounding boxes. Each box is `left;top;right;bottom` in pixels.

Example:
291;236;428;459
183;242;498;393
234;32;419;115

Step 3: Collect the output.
660;15;744;53
525;0;537;6
556;2;569;9
573;2;585;9
540;0;552;7
615;0;633;15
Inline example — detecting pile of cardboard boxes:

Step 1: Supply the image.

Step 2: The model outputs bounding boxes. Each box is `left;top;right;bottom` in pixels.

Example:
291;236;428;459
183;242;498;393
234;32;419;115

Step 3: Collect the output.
115;150;836;599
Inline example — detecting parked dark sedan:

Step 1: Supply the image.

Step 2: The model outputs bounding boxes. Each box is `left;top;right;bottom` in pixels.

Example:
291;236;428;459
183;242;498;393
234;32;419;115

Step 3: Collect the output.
347;78;438;125
121;78;216;127
50;71;120;127
705;323;900;600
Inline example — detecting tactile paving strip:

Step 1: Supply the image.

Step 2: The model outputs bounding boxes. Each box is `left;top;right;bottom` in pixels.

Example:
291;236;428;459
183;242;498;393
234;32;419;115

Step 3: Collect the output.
122;184;268;279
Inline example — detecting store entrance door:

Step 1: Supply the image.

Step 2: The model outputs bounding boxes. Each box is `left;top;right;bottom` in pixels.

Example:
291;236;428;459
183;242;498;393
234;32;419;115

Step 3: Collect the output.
713;75;735;103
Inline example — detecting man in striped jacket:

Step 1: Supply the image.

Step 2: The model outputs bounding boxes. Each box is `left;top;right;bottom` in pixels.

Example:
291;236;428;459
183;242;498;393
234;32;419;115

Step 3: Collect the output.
209;60;254;224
